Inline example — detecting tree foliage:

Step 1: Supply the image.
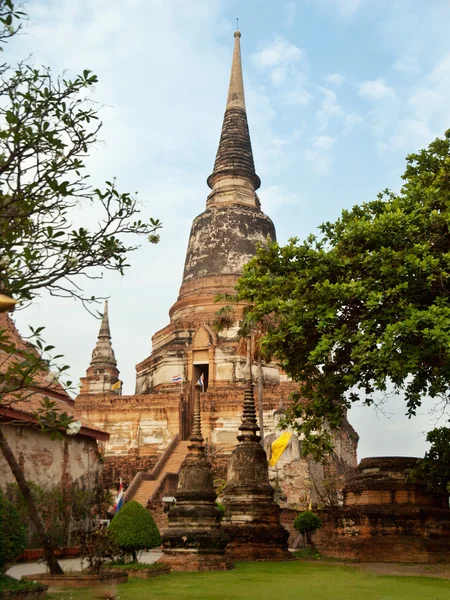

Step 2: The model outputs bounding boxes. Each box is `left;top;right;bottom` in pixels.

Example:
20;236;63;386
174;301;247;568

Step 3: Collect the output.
411;427;450;494
108;501;161;562
293;510;322;545
0;0;161;574
237;131;450;457
0;491;27;573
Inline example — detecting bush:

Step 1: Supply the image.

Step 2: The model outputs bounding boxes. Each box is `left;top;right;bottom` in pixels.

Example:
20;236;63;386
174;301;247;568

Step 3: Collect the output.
108;501;161;562
0;492;27;573
293;511;322;545
79;525;120;575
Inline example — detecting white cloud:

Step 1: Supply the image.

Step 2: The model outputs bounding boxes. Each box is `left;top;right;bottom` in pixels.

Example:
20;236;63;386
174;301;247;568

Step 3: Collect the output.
358;79;397;101
261;185;300;215
304;135;336;176
326;73;345;87
252;36;304;86
283;88;313;107
315;87;361;133
360;52;450;156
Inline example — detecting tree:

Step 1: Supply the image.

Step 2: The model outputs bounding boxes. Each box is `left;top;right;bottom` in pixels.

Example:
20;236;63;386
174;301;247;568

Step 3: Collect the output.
0;0;161;574
0;491;27;573
293;510;322;547
108;501;161;562
411;427;450;495
237;130;450;458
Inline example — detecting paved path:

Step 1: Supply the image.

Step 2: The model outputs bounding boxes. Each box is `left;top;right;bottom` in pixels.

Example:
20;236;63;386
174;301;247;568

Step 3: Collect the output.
7;549;162;578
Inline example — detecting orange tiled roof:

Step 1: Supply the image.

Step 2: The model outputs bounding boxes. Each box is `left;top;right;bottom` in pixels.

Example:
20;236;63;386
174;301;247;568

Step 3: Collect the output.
0;313;108;440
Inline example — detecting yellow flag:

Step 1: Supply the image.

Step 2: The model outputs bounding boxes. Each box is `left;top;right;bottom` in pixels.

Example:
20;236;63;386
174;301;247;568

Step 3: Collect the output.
111;380;121;391
269;431;293;467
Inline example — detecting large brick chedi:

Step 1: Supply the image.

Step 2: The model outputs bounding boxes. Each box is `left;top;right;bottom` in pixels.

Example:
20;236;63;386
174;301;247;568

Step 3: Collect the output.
222;376;290;561
76;30;357;513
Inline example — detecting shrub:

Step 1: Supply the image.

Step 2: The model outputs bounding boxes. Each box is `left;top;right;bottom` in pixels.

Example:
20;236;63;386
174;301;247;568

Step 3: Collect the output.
0;492;27;573
293;510;322;546
215;502;225;519
108;501;161;562
79;525;120;574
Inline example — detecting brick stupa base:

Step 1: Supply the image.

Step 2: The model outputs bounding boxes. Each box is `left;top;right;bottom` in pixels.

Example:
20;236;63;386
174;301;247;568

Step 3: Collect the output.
315;457;450;563
222;378;291;561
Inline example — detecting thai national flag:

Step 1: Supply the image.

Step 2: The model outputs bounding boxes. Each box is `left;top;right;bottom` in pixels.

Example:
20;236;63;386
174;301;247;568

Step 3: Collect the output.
172;374;182;383
197;373;204;388
114;478;124;513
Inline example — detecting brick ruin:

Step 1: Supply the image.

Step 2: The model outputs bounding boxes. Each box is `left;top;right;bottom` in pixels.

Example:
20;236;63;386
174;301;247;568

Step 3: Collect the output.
75;31;357;512
314;457;450;563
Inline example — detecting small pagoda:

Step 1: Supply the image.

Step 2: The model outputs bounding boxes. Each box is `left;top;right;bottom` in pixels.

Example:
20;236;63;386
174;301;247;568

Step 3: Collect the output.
158;386;233;571
222;372;291;561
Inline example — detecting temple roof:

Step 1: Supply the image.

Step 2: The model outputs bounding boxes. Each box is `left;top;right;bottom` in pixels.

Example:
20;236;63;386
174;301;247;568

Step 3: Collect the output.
207;31;260;191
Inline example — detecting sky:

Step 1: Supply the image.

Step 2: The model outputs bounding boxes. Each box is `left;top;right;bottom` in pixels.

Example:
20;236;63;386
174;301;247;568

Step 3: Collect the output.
9;0;450;460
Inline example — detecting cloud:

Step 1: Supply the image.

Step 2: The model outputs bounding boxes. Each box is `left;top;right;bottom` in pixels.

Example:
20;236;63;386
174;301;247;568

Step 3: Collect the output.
325;73;345;87
261;184;300;215
358;79;397;101
252;36;305;85
359;52;450;156
304;135;336;176
315;87;361;133
283;88;313;107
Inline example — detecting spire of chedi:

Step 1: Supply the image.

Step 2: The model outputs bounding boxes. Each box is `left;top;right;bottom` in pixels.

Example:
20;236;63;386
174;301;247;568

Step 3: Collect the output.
90;301;116;368
207;31;260;197
174;31;276;312
79;300;121;395
221;377;290;561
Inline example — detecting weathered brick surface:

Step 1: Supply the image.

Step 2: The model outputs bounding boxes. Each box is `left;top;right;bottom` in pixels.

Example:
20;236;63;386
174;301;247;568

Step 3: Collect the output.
314;456;450;563
103;455;157;489
315;507;450;563
158;553;233;572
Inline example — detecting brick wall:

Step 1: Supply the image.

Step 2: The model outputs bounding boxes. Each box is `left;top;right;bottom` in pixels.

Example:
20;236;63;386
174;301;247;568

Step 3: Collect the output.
103;454;157;489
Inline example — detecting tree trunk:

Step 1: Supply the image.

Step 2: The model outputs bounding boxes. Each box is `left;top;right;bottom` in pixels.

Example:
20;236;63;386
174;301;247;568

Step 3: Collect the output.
0;427;64;574
257;354;264;442
247;335;252;380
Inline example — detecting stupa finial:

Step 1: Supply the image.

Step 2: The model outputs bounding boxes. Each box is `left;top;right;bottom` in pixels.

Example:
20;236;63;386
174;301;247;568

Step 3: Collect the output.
207;30;261;192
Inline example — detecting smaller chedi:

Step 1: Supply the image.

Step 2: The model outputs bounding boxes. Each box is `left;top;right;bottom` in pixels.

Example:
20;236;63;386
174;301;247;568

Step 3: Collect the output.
315;456;450;563
158;386;232;571
222;374;290;561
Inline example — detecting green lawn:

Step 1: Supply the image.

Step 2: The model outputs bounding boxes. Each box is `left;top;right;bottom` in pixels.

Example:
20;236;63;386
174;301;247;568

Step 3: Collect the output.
46;560;449;600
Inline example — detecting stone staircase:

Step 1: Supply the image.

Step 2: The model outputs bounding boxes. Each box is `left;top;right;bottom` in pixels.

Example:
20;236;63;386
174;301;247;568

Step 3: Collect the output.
130;440;191;507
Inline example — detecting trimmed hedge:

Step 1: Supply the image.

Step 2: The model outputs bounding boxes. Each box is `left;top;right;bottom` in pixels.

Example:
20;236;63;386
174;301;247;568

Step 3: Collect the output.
108;501;161;561
0;492;27;573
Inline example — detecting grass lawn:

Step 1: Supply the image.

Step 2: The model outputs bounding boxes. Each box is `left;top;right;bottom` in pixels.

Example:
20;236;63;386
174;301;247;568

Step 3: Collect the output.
46;559;450;600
